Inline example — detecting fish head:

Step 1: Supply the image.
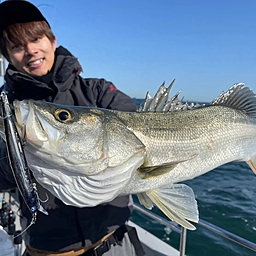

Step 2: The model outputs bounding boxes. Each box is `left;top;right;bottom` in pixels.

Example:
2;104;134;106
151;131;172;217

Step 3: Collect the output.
13;100;145;176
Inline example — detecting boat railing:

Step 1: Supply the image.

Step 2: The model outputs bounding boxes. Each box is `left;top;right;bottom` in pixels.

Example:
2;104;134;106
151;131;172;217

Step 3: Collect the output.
133;204;256;256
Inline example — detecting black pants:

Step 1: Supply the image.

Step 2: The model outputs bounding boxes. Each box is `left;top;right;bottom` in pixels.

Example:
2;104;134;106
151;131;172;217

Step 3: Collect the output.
23;224;145;256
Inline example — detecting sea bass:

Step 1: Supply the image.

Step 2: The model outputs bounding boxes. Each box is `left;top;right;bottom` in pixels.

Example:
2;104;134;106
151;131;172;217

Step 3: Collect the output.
12;82;256;230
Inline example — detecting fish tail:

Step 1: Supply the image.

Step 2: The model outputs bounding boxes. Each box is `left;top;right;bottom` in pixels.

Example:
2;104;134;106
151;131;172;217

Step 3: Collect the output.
137;184;199;230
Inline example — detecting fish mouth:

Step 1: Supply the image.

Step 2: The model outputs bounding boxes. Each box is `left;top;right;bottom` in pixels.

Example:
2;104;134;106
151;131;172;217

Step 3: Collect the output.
14;100;29;139
14;100;63;147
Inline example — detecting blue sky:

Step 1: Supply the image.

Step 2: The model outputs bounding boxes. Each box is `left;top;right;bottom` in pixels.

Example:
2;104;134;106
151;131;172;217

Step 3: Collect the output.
3;0;256;101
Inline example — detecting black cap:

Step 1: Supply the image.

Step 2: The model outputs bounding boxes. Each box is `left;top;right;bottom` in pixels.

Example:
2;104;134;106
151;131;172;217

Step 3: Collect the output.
0;0;50;34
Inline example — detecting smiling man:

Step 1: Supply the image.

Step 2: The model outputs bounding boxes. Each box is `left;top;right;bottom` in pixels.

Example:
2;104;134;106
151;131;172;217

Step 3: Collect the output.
0;1;144;256
7;33;56;76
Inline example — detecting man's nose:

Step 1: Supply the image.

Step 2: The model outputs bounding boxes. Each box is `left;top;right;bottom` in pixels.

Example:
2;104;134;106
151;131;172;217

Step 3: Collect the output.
25;43;38;55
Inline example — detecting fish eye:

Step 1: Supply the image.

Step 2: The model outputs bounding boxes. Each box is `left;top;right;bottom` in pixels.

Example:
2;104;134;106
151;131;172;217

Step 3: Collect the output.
55;109;72;122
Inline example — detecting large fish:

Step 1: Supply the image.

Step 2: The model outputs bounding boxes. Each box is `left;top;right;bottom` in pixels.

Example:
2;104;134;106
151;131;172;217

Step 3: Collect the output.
10;82;256;230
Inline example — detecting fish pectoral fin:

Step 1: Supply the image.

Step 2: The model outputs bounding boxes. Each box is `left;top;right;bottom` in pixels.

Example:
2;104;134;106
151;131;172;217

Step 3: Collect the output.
145;184;199;230
137;193;153;210
138;154;198;179
138;163;177;179
247;155;256;174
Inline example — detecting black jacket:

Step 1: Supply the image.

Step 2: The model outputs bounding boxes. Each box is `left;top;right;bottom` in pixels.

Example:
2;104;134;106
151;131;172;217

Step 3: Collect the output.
0;46;137;251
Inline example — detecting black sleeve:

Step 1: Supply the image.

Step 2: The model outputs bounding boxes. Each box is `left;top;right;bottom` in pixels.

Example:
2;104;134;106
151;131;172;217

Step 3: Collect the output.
84;78;137;112
0;140;17;190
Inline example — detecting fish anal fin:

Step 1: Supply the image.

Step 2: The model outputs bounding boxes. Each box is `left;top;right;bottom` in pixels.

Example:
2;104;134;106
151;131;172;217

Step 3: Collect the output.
137;193;153;210
144;184;199;230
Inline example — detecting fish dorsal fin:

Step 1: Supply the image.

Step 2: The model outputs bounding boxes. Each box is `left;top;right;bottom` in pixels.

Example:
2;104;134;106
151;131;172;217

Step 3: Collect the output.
138;80;256;116
211;83;256;117
138;79;205;113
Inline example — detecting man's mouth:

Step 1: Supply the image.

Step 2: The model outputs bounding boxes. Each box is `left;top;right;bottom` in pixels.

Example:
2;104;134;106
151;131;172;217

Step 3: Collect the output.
27;58;44;67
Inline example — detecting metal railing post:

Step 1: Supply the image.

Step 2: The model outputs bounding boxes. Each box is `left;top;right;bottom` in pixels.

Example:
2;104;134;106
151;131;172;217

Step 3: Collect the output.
179;227;187;256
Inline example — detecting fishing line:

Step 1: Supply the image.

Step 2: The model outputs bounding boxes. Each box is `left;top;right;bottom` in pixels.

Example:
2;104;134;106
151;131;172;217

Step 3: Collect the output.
37;3;58;28
13;216;36;239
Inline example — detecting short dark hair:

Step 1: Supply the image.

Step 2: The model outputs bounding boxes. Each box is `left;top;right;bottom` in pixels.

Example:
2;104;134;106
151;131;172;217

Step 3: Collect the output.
0;21;55;61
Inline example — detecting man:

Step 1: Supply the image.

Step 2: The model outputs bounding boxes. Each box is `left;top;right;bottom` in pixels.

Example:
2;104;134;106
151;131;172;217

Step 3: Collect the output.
0;1;144;255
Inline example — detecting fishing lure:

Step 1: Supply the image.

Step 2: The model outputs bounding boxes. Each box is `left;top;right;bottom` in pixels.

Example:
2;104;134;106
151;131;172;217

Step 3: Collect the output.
0;91;48;227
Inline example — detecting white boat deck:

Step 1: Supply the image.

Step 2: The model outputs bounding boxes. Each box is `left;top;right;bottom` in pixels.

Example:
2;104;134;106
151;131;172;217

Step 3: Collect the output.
128;221;180;256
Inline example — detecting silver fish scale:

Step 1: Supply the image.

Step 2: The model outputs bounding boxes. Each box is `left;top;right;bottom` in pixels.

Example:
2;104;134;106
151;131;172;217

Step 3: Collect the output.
122;124;256;194
116;104;256;195
58;122;104;163
104;118;145;167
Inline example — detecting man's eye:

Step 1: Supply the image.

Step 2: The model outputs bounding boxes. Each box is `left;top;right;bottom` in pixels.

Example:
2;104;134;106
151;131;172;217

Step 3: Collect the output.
11;45;24;52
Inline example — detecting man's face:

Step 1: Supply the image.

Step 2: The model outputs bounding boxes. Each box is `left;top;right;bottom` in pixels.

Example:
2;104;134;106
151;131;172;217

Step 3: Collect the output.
7;35;56;76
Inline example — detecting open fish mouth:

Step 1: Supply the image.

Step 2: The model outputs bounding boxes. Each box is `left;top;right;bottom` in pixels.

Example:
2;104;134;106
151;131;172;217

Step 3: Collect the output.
14;100;63;147
14;100;29;140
